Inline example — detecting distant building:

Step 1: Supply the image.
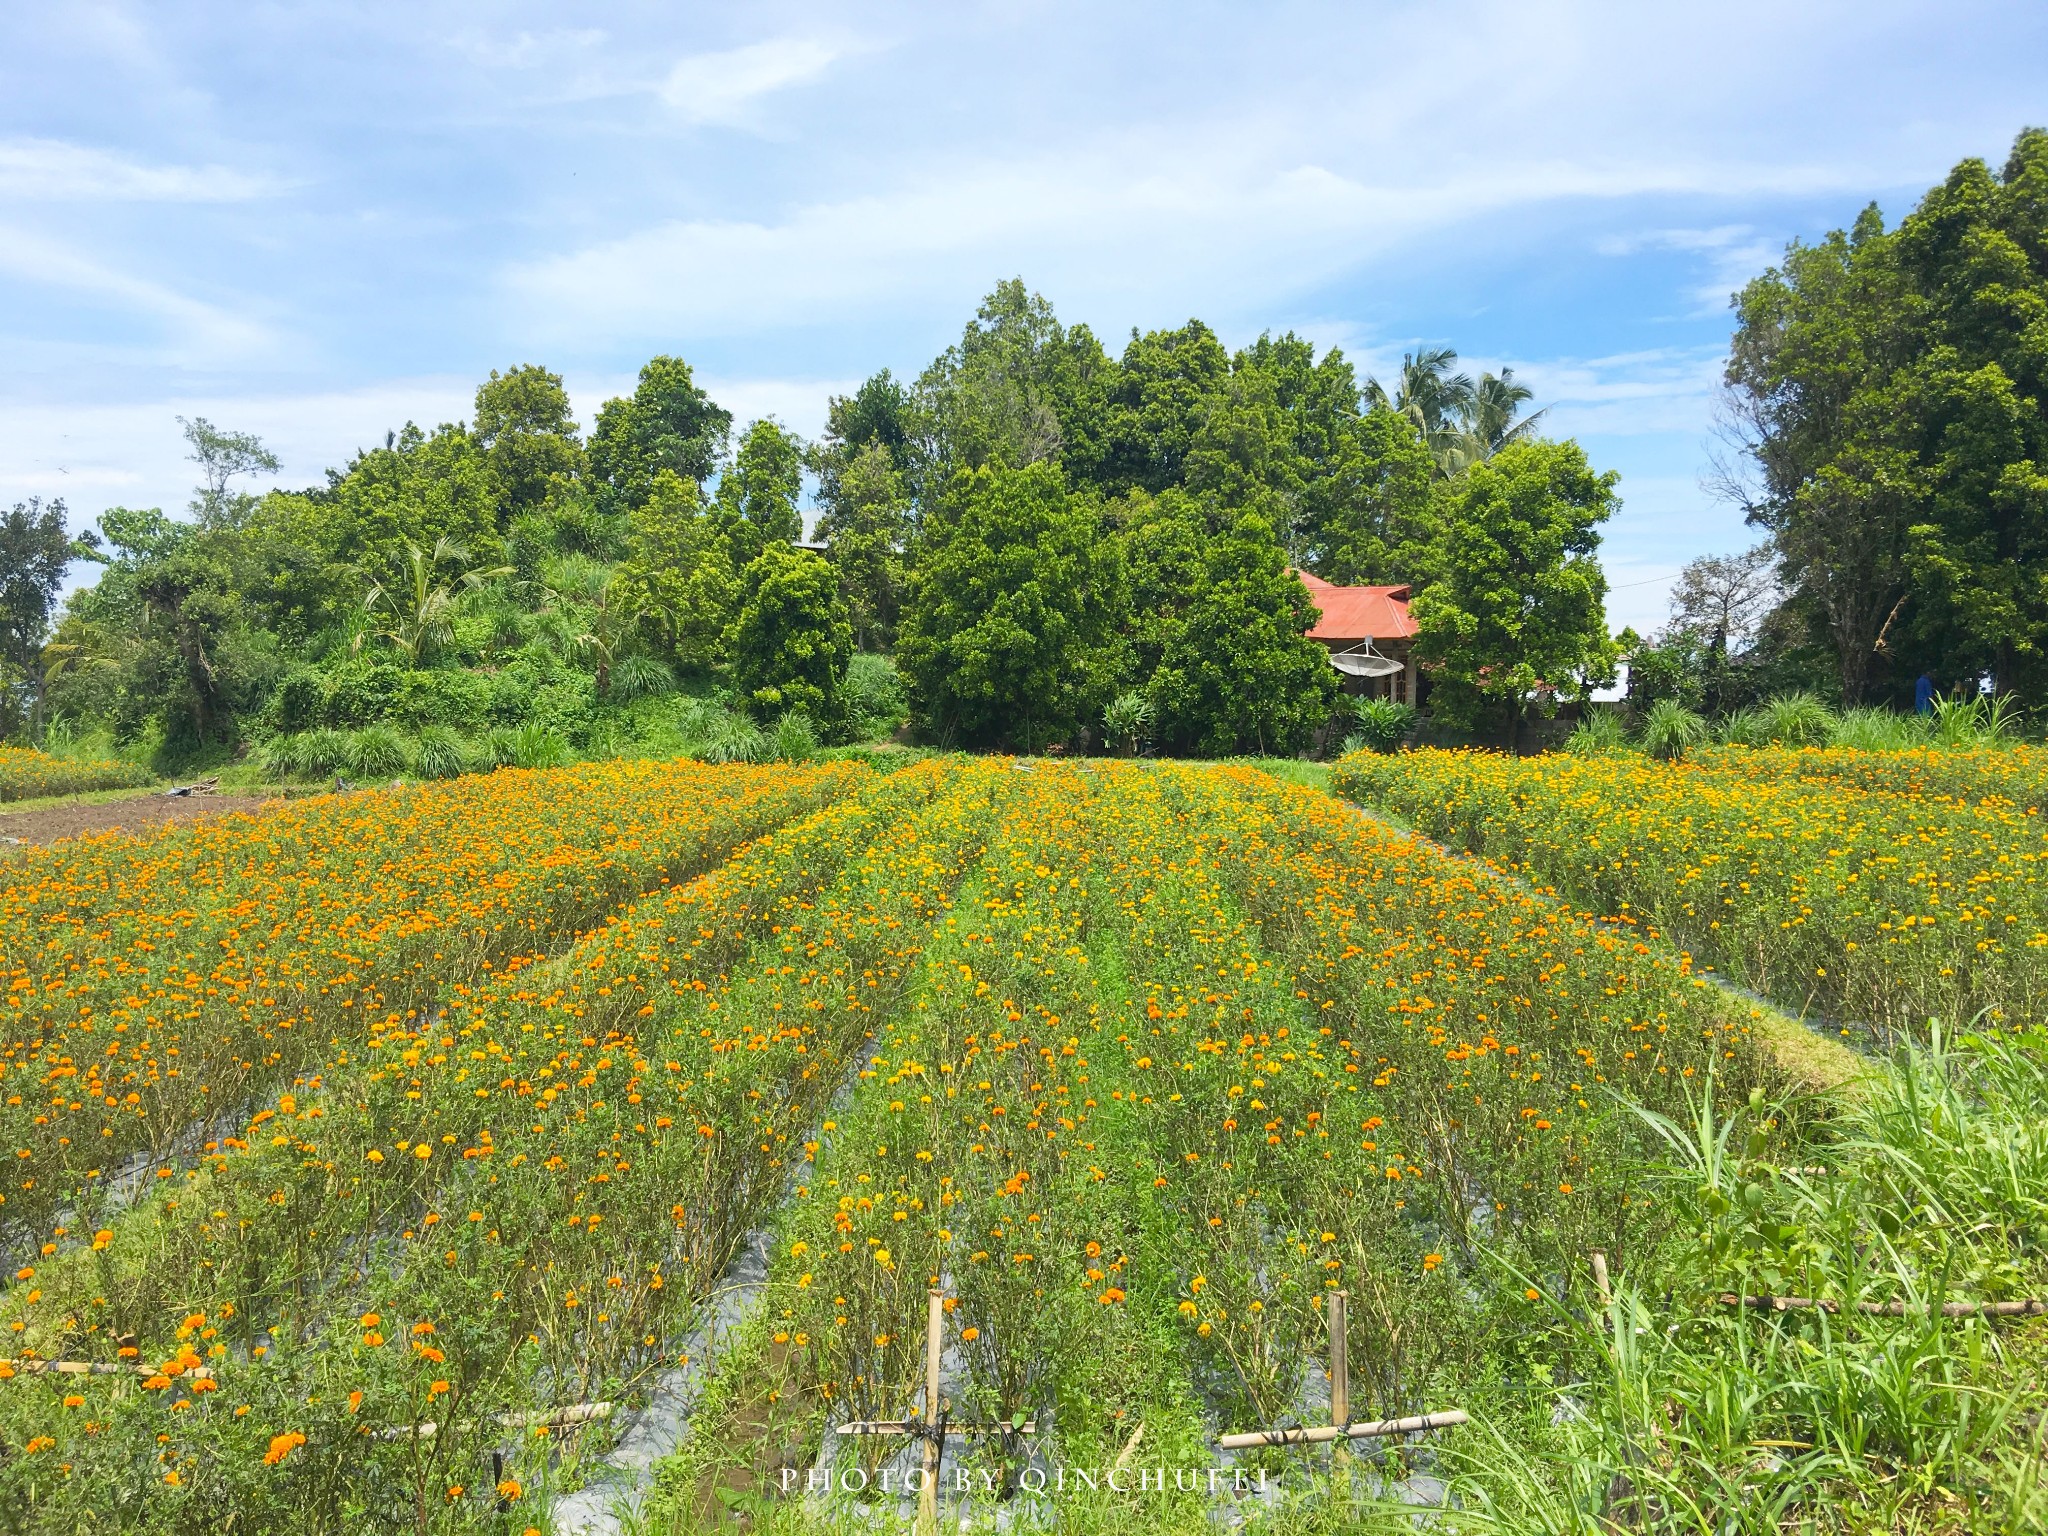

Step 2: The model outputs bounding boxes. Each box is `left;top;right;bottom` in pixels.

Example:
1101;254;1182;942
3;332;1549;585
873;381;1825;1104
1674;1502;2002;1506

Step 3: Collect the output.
1296;570;1419;703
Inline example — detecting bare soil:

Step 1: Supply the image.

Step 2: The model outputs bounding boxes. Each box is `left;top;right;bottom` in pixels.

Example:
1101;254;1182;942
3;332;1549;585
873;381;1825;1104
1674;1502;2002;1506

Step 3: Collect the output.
0;792;285;848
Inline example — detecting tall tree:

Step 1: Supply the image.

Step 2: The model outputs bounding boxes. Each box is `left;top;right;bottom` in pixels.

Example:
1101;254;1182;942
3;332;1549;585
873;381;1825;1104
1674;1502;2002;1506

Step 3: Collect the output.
1411;440;1620;750
614;472;738;675
1095;320;1231;494
714;419;808;568
588;355;732;509
1121;492;1336;755
727;546;853;728
897;463;1124;750
1724;130;2048;701
913;279;1112;487
177;418;280;525
0;497;76;735
815;442;912;650
473;365;585;520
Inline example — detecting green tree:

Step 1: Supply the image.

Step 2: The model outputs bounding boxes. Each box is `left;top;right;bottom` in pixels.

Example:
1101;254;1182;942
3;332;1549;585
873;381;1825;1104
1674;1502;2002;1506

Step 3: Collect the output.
714;418;807;568
614;472;738;675
1298;405;1440;585
727;546;852;728
473;365;585;519
1121;494;1336;755
353;538;509;667
588;355;732;508
0;497;77;735
897;463;1124;750
914;279;1112;485
1096;320;1231;494
1724;129;2048;701
1411;440;1620;750
177;416;280;524
816;442;912;650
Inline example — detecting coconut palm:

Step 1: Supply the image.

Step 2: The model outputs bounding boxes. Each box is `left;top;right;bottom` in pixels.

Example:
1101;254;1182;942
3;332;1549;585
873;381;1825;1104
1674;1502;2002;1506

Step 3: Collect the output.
1365;347;1476;472
355;539;508;666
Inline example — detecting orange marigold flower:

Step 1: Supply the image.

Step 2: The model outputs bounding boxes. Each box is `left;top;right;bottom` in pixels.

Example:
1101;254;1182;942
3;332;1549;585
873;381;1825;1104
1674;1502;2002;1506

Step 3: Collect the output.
264;1430;306;1466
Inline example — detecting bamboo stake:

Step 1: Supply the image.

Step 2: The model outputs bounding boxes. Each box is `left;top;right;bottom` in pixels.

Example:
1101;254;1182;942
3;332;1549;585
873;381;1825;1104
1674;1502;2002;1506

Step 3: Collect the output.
1719;1294;2046;1318
838;1420;1036;1436
1589;1250;1612;1308
1327;1291;1350;1476
1218;1410;1470;1450
919;1289;942;1536
378;1401;614;1441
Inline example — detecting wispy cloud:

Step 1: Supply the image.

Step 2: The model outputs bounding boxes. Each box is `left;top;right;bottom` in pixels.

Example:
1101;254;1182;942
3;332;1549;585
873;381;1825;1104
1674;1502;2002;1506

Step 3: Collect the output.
0;137;278;202
659;36;851;126
0;225;271;358
1596;224;1785;308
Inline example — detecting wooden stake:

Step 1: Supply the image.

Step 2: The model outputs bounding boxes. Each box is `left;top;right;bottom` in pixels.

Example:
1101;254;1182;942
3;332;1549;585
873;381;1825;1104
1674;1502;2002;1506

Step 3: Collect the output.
1218;1410;1469;1450
1589;1250;1612;1308
919;1289;942;1536
1327;1291;1350;1475
1719;1294;2047;1318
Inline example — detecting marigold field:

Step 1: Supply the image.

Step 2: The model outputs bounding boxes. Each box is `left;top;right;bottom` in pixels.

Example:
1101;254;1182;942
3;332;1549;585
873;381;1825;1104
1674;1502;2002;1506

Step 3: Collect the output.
0;754;2042;1536
0;746;153;804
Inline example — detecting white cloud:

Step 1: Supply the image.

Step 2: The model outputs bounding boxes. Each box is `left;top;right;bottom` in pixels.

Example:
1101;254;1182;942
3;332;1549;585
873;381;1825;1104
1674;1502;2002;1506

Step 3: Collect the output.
0;137;277;202
1595;223;1785;309
501;133;1874;346
0;225;273;359
659;37;848;126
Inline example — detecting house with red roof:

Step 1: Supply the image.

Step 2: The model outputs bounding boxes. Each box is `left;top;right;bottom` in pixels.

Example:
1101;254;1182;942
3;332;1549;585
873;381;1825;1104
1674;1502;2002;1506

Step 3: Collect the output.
1295;570;1419;704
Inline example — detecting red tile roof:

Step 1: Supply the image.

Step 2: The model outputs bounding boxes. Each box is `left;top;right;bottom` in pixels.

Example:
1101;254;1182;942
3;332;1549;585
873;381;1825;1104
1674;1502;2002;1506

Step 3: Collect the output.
1295;570;1418;641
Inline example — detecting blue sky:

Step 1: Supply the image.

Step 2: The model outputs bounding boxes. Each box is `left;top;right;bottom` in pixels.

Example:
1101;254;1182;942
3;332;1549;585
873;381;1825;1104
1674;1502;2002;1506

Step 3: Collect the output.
3;0;2044;630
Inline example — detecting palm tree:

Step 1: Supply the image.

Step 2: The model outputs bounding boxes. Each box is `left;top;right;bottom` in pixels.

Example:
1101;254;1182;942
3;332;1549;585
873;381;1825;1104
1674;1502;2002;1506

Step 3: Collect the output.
355;539;508;666
1367;350;1547;477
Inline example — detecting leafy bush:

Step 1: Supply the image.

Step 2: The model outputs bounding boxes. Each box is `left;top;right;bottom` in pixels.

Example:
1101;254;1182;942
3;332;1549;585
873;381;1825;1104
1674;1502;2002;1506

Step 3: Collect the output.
297;729;353;779
320;658;406;727
480;726;522;769
510;723;571;770
267;668;326;734
1750;691;1838;746
841;652;908;741
1639;697;1709;761
345;725;410;779
390;668;491;730
410;725;469;780
1830;706;1927;751
771;711;820;762
1563;707;1629;755
1343;697;1415;755
1102;691;1154;756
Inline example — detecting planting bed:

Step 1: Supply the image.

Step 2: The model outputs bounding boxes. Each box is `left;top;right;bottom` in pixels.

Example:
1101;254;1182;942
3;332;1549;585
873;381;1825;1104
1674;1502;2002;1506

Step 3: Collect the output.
0;756;2040;1535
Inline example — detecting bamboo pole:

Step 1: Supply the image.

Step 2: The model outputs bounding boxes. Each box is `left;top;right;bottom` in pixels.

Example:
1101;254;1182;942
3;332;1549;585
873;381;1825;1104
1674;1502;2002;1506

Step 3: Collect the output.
1327;1291;1350;1476
1719;1294;2046;1318
0;1358;213;1382
837;1420;1036;1436
1217;1409;1469;1450
1589;1250;1612;1308
919;1289;942;1536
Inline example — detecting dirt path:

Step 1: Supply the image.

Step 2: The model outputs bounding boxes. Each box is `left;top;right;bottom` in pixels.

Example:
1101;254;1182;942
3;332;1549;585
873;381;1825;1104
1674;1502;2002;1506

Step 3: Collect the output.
0;792;286;847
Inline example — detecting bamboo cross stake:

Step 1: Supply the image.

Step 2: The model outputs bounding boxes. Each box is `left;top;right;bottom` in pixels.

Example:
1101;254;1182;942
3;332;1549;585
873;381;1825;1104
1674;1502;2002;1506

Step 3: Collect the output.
1217;1291;1467;1452
1719;1293;2047;1318
833;1290;1037;1534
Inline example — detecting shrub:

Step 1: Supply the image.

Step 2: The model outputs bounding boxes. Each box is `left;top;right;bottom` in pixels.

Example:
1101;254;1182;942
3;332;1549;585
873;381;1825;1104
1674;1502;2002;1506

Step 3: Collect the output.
700;717;770;765
345;725;410;779
1563;708;1629;756
511;723;571;770
268;668;326;734
1345;698;1416;755
1102;691;1154;756
481;726;522;769
410;725;469;780
1754;691;1838;746
1932;691;2024;748
1830;706;1926;752
390;668;491;730
321;658;406;727
841;652;908;741
771;711;820;762
1639;698;1709;761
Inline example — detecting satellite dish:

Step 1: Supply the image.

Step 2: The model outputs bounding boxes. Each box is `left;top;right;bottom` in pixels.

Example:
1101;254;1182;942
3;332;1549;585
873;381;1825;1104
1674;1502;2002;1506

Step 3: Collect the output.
1326;640;1403;678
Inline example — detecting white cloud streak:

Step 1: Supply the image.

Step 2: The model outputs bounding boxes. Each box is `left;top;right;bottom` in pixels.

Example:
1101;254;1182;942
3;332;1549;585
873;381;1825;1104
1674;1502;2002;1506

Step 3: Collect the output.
660;37;848;126
0;137;277;202
0;225;272;359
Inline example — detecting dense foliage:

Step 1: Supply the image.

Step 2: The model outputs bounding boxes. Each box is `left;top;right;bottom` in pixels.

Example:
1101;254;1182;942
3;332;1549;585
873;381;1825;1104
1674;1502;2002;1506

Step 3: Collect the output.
13;278;1619;768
